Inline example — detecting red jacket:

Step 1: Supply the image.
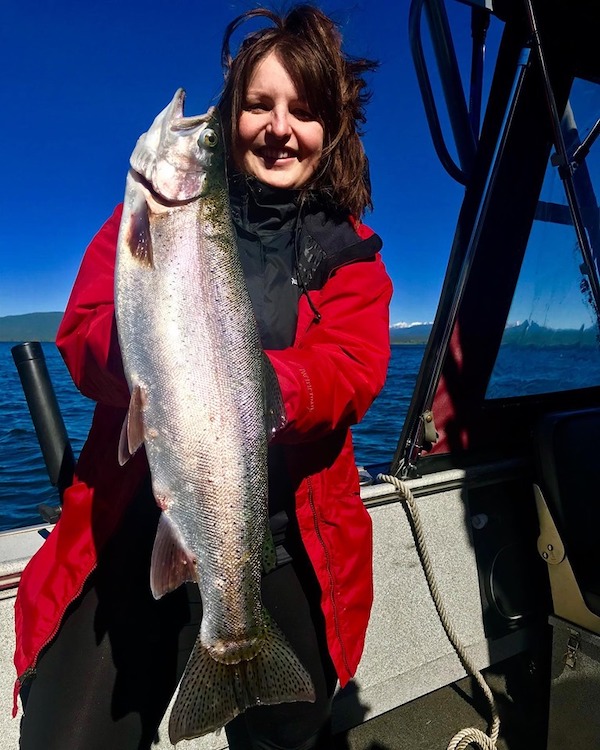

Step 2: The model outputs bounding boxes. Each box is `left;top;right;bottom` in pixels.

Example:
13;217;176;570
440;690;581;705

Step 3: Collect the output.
14;204;392;706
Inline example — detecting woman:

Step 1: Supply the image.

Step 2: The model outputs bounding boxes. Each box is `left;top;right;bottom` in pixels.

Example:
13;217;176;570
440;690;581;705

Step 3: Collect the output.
15;5;392;749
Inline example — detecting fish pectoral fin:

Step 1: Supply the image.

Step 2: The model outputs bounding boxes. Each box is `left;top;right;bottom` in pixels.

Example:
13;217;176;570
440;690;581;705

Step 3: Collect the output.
168;610;315;744
262;354;287;441
124;178;154;267
118;385;146;466
150;513;198;599
128;204;154;266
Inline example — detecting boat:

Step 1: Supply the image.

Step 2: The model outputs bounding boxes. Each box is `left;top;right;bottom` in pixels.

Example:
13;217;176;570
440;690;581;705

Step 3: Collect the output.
1;0;599;747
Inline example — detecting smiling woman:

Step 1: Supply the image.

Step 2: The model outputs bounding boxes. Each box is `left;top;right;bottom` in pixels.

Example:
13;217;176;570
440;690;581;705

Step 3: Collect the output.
218;5;379;217
233;52;324;190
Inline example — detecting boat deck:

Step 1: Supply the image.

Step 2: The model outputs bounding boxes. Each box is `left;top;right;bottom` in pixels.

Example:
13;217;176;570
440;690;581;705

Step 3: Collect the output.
0;478;549;750
336;652;548;749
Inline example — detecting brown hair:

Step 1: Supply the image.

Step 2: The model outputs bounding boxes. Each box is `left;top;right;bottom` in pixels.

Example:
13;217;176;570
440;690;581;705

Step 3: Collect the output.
218;4;378;217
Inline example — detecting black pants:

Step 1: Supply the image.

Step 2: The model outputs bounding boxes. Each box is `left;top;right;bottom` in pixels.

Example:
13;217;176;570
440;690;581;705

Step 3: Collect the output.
19;488;337;750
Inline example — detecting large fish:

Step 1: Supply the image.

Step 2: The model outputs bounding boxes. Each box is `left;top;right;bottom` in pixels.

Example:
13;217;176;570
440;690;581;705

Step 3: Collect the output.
114;90;315;743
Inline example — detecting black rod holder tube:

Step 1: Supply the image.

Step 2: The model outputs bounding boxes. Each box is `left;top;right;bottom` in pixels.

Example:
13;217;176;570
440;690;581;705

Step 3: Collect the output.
11;342;75;496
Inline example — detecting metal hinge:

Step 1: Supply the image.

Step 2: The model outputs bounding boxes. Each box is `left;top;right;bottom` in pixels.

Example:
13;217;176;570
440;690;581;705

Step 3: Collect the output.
421;410;439;446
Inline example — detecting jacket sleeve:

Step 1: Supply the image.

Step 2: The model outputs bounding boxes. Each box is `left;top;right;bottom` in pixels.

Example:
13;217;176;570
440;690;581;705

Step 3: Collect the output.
56;204;129;407
267;253;392;444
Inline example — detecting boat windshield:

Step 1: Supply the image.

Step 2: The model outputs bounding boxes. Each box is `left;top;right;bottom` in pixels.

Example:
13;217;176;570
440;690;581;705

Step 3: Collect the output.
487;77;600;398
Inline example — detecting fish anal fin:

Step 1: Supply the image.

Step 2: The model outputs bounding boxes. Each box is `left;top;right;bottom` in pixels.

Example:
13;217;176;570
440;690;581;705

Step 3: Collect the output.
151;513;198;599
262;354;287;441
168;609;315;743
118;385;146;466
261;529;277;574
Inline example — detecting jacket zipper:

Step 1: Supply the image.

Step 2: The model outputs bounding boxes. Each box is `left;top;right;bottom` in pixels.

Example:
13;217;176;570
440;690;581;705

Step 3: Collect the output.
15;468;151;709
15;563;98;696
14;565;97;718
306;475;352;679
299;307;321;340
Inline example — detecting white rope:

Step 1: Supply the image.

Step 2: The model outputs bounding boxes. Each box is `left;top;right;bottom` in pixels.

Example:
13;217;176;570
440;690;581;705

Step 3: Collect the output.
377;474;500;750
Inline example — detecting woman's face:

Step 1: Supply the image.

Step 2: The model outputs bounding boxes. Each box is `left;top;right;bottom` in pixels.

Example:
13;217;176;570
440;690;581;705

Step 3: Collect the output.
233;51;324;190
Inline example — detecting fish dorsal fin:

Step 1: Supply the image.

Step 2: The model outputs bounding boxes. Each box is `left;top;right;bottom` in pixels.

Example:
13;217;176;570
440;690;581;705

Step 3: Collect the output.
262;354;287;441
118;384;146;466
150;513;199;599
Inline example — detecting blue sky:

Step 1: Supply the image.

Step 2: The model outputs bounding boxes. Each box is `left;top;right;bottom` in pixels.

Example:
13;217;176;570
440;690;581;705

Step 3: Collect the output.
0;0;501;325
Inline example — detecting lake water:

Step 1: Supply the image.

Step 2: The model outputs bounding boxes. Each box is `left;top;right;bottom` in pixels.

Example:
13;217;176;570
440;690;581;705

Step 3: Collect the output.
4;339;600;533
0;342;423;532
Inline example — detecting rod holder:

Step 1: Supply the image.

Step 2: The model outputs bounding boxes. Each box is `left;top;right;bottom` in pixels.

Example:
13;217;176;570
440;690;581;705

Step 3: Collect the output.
11;341;75;499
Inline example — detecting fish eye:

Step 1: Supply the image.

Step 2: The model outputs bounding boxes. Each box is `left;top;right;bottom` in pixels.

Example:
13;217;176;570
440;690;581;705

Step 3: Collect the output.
201;128;219;148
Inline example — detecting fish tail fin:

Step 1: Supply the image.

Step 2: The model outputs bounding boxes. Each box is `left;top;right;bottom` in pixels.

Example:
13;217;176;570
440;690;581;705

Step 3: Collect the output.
168;610;316;744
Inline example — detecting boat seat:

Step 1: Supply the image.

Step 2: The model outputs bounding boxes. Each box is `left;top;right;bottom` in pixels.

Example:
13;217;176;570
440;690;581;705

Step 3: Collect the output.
533;408;600;633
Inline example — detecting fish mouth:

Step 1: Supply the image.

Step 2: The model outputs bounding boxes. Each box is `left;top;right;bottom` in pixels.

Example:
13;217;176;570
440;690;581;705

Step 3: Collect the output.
128;89;220;204
169;90;216;132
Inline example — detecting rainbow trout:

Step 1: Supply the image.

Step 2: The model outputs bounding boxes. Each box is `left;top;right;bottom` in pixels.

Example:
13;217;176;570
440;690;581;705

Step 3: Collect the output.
114;90;315;743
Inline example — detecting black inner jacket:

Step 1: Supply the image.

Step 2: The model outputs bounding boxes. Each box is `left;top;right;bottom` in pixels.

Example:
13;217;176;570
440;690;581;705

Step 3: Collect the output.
229;175;382;564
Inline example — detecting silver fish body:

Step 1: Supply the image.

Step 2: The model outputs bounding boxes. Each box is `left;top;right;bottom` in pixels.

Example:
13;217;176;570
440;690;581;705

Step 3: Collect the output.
114;90;315;743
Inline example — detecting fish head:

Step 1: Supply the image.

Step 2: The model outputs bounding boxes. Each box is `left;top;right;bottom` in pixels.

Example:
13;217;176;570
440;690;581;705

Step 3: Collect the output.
130;89;226;203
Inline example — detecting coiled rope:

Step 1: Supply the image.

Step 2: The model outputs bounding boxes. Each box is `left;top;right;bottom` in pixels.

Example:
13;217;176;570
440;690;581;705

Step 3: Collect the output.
377;474;500;750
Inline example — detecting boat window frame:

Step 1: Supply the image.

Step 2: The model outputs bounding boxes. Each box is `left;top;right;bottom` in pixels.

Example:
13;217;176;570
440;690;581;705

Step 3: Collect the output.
392;0;600;477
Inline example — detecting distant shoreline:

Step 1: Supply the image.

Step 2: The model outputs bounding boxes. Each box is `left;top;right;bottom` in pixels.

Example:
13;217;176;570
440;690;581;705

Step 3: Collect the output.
0;312;63;344
1;313;598;348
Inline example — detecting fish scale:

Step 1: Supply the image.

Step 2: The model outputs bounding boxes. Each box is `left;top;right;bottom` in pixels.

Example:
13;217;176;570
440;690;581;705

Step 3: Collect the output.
114;89;315;743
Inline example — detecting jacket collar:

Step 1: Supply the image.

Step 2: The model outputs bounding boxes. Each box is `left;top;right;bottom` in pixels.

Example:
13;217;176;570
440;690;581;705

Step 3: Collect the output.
228;173;382;290
229;174;302;234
